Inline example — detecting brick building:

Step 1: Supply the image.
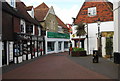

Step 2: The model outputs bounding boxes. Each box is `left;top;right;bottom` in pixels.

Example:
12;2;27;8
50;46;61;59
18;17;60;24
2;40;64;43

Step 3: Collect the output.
2;0;43;67
73;0;114;56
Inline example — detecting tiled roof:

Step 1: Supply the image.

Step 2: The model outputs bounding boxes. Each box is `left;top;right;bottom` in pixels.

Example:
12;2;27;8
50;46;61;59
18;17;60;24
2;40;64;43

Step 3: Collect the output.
26;6;33;11
74;0;113;24
16;1;40;25
34;2;49;21
55;15;68;29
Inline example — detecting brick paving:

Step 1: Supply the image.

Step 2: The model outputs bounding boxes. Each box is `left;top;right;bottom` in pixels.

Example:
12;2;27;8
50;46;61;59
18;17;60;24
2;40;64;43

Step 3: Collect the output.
2;52;116;79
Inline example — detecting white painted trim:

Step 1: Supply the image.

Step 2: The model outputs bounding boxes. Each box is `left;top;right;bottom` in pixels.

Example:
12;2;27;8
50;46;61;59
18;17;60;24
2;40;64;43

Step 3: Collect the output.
44;6;56;20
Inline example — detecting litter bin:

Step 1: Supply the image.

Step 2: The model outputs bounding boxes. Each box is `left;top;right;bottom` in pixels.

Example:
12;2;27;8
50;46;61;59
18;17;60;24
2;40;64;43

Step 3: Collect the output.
114;52;120;64
93;50;99;63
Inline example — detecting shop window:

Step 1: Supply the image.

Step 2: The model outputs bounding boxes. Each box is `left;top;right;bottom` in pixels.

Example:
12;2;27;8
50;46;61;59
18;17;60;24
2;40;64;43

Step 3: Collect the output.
14;41;22;56
47;42;55;52
64;42;68;49
27;41;31;54
58;42;62;51
22;41;27;55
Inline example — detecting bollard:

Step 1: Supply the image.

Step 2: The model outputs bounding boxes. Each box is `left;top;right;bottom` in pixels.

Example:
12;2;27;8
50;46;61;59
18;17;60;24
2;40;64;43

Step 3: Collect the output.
93;50;99;63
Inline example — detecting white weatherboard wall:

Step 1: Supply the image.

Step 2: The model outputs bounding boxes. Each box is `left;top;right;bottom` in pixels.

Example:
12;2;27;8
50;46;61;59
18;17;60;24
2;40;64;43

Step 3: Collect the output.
85;21;114;54
113;1;120;52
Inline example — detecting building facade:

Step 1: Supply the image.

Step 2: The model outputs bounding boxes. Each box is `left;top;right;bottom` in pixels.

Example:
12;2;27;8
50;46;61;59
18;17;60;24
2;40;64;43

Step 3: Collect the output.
113;0;120;53
73;0;114;57
34;3;70;54
2;0;43;66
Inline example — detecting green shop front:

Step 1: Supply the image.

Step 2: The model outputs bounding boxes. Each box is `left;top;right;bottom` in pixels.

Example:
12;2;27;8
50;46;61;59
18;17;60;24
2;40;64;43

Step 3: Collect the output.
45;32;70;54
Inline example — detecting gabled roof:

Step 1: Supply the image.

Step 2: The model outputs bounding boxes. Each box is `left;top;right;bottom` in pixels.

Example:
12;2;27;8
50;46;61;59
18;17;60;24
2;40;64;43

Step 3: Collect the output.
26;6;33;11
34;2;49;21
74;0;113;24
55;15;68;29
16;1;39;25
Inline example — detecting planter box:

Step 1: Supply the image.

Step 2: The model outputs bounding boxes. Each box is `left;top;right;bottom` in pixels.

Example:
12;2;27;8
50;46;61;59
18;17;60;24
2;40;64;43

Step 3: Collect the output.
71;51;87;57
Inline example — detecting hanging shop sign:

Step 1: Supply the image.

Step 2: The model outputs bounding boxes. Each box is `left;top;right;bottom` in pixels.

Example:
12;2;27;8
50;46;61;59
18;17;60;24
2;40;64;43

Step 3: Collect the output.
15;33;31;40
101;32;114;37
47;32;70;39
32;36;37;41
38;36;43;41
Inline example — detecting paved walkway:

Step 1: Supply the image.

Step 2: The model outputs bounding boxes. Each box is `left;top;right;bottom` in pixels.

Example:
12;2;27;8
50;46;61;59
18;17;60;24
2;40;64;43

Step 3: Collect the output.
2;52;118;80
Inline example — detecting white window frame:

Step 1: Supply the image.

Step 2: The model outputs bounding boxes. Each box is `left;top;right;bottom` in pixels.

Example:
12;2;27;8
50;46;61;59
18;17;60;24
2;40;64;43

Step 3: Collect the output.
20;19;26;33
88;7;97;17
38;27;41;36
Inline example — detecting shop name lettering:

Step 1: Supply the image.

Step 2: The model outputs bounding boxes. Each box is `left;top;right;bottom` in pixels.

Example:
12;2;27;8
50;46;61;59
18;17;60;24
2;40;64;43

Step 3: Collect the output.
19;35;31;39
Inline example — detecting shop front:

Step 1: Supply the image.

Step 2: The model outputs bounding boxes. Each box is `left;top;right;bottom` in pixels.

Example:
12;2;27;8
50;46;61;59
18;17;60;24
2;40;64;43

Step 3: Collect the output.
45;32;70;54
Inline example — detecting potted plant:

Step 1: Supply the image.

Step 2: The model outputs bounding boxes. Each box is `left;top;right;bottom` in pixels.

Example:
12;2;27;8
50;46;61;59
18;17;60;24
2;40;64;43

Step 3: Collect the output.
71;47;87;57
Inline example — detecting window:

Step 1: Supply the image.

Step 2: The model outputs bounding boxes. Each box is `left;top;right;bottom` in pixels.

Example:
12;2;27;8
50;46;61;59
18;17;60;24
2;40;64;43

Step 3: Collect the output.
64;42;68;49
88;7;97;17
20;24;24;33
47;42;55;52
58;42;62;51
6;0;16;8
26;25;33;34
20;19;25;33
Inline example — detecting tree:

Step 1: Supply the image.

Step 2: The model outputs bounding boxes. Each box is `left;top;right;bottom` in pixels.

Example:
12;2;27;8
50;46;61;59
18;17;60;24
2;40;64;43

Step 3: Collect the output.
76;22;86;47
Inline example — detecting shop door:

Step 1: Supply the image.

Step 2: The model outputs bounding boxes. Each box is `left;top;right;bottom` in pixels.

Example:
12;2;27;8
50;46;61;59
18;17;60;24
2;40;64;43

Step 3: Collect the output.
2;42;7;65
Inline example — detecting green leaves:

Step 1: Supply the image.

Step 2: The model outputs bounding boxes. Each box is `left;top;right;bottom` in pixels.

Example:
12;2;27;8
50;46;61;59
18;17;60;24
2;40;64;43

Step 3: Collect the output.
76;22;86;36
72;47;85;52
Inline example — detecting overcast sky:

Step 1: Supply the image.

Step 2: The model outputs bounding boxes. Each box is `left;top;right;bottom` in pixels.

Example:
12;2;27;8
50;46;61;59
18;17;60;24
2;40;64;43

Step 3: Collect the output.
21;0;113;24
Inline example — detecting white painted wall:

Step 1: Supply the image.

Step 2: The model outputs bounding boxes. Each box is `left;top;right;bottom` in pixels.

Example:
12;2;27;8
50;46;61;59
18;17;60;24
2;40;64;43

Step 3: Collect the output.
71;21;114;55
102;37;106;57
113;1;120;52
87;21;114;54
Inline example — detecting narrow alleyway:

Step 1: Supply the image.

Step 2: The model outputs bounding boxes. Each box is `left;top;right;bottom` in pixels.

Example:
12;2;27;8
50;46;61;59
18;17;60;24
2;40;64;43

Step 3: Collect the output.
2;52;117;79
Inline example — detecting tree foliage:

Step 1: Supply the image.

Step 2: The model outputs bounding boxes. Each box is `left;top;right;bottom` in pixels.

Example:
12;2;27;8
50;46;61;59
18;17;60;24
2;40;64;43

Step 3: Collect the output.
76;22;86;37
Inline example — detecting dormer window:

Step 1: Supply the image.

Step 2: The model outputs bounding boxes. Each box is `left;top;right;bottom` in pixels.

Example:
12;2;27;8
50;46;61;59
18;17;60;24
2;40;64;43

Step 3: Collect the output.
88;7;97;17
6;0;16;8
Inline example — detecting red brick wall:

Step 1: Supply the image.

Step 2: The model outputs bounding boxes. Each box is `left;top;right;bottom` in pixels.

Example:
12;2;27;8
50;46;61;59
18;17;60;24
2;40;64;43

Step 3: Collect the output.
74;2;113;24
13;17;20;32
35;25;38;35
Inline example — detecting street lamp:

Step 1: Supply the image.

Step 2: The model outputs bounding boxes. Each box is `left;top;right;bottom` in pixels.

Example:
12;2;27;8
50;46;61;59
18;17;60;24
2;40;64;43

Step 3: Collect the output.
97;18;102;57
83;23;89;55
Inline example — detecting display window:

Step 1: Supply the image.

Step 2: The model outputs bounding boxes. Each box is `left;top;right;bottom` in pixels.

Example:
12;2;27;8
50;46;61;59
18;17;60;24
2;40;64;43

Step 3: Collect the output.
58;42;62;51
47;42;55;52
14;41;22;56
64;41;69;49
22;40;27;55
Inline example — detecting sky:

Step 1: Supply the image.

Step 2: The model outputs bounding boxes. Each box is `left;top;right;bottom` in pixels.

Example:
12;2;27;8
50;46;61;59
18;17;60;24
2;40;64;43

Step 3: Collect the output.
21;0;113;24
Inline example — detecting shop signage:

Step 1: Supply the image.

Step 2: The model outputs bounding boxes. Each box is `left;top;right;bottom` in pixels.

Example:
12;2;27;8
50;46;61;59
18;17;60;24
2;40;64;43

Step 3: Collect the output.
101;32;114;37
17;34;31;40
47;32;70;39
38;37;43;41
32;36;37;40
